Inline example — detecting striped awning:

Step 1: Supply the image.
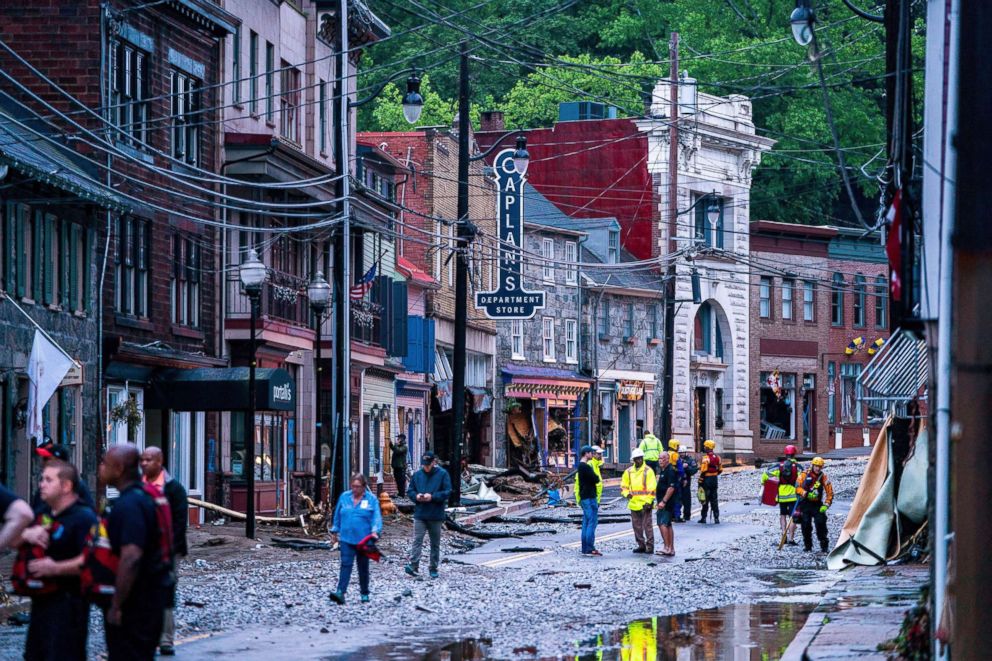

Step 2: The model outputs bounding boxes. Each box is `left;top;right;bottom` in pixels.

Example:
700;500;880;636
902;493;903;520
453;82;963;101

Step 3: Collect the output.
859;329;928;414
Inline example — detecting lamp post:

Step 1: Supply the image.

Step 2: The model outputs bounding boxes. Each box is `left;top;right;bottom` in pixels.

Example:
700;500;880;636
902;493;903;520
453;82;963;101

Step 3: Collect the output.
308;271;331;504
239;248;267;539
450;41;530;505
329;40;424;503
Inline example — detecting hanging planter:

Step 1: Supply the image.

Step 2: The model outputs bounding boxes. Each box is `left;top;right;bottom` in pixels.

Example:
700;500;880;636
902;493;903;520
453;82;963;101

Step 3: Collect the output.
109;397;143;430
503;397;523;414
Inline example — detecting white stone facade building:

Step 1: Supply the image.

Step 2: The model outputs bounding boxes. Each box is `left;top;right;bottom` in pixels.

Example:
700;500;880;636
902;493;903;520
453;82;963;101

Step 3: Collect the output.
637;84;774;458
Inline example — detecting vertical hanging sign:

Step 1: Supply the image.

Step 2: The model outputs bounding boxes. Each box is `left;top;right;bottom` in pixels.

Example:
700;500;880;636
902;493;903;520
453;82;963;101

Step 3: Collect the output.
475;149;546;319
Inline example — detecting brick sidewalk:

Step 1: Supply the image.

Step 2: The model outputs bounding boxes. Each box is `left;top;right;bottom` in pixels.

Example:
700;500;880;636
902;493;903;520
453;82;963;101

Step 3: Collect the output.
782;564;928;660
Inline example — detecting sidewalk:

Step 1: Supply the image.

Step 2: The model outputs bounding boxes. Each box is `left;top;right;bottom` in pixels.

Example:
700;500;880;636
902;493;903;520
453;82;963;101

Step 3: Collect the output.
782;564;928;660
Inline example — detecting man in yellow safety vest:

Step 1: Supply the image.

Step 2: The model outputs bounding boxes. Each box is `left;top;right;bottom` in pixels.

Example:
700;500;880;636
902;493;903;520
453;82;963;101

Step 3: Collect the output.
638;431;664;475
622;448;657;554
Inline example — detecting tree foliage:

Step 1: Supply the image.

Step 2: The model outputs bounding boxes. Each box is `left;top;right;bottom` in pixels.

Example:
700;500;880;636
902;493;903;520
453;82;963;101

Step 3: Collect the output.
359;0;925;225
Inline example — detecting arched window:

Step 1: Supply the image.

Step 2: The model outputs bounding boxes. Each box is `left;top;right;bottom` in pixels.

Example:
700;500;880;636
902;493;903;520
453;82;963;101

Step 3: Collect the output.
693;302;724;359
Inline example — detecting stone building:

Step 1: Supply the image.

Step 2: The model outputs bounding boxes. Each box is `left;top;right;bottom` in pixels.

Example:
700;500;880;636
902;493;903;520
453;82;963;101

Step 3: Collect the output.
492;186;591;470
0;96;129;498
637;86;774;459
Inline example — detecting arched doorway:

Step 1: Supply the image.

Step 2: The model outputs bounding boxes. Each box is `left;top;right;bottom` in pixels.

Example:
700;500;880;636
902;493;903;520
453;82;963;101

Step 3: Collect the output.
690;300;733;450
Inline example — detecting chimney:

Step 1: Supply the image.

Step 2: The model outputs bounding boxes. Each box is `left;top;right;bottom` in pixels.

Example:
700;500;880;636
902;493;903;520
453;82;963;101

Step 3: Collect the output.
480;110;505;132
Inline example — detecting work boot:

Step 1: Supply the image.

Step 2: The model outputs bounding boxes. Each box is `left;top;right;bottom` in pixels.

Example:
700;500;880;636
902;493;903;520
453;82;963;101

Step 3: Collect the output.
159;645;175;657
804;546;813;552
633;547;646;554
821;544;829;553
698;518;706;524
429;569;439;579
404;564;419;577
361;594;370;603
713;519;720;525
328;591;345;605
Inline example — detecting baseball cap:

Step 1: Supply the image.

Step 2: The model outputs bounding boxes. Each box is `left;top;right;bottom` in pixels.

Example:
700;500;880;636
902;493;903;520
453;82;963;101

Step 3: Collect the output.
421;451;436;465
580;445;594;455
36;443;70;461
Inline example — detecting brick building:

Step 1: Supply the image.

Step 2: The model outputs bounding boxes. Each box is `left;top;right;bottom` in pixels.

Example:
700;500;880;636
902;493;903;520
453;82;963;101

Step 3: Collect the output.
360;128;499;466
0;96;129;498
748;221;889;458
0;0;237;515
825;228;890;450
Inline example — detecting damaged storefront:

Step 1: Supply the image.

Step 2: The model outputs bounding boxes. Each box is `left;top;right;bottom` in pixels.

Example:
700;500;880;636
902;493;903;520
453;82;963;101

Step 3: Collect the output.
501;365;590;470
595;370;656;466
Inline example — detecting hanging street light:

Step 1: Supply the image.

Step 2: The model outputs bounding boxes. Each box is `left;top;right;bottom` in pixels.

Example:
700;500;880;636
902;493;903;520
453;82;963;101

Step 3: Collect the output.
790;0;815;46
402;73;424;125
512;134;530;176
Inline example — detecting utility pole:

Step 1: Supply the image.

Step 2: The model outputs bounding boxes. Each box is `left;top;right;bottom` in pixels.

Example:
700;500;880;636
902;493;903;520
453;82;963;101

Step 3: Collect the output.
661;32;679;446
330;0;351;504
450;41;471;506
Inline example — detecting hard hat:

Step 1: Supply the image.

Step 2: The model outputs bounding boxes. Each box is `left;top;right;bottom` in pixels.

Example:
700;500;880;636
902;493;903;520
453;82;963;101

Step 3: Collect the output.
631;448;645;459
668;439;680;450
703;439;716;450
591;445;604;454
811;456;825;467
784;445;798;455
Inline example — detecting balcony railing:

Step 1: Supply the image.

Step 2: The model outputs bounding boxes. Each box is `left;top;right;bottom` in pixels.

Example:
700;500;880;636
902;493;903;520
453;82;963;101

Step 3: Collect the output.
350;300;382;347
227;269;311;329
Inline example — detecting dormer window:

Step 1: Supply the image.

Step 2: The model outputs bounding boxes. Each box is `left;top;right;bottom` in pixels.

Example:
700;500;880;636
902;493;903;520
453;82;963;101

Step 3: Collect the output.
608;230;619;263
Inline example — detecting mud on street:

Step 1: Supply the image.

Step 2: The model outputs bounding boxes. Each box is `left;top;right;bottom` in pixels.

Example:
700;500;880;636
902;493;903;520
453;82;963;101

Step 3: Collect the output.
0;458;867;659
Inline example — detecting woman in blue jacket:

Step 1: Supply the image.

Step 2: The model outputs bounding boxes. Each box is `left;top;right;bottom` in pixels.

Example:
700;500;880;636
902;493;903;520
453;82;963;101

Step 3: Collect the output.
329;474;382;604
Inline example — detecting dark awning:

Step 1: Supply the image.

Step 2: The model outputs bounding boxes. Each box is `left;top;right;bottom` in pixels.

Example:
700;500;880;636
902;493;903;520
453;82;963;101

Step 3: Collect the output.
146;368;295;412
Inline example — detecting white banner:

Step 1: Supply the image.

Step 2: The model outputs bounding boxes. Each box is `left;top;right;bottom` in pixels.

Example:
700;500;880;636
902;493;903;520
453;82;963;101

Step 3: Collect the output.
26;330;76;444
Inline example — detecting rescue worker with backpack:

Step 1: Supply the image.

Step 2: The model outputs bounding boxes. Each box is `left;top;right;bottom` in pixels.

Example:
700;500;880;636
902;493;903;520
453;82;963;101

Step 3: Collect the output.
698;440;722;524
93;444;174;661
638;431;664;475
680;451;699;522
667;440;685;521
795;456;834;552
14;460;97;661
621;449;657;554
762;445;801;546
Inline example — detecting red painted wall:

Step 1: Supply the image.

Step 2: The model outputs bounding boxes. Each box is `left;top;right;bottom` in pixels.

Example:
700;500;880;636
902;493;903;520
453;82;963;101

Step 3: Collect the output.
477;119;658;259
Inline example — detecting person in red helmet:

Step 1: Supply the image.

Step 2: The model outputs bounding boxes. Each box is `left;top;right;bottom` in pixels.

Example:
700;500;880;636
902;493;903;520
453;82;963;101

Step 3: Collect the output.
762;445;802;546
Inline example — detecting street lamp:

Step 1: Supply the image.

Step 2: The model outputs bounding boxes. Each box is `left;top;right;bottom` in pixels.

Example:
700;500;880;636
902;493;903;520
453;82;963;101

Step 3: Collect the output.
239;248;267;539
327;62;426;506
308;270;331;505
402;73;424;125
512;135;530;176
790;0;815;46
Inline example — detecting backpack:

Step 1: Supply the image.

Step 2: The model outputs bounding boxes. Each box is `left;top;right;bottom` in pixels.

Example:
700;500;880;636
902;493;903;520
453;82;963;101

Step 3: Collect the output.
10;514;60;597
80;483;174;606
780;460;797;484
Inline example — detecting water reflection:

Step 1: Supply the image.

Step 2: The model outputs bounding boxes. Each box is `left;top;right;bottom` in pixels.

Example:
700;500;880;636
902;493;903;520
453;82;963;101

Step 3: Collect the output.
572;603;814;661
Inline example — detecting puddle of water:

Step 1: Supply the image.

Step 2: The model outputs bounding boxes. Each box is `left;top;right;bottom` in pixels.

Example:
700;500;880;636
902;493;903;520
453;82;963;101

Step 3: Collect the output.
352;602;814;660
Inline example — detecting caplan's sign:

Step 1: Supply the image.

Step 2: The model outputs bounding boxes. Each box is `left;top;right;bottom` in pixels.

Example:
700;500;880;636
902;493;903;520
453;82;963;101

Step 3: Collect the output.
474;149;545;319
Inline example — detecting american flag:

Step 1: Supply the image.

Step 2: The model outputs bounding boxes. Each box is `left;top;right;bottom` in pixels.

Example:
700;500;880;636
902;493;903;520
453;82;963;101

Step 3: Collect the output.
350;263;377;300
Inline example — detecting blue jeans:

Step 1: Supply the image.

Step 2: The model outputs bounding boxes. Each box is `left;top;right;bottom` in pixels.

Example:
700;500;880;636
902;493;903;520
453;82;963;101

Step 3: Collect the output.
580;498;599;553
337;542;370;596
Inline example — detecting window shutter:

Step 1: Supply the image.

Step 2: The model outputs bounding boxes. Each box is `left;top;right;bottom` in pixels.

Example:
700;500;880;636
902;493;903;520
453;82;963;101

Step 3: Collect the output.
424;318;436;375
15;206;26;298
391;280;408;356
32;210;43;301
190;241;200;284
3;202;14;292
173;234;182;279
59;219;69;308
68;223;79;311
376;275;392;349
404;316;422;372
42;214;55;305
83;227;93;313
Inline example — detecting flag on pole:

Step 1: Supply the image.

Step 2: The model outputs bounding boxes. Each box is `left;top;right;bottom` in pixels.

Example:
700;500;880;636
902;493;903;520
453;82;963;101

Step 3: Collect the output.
26;330;76;445
885;188;903;302
350;263;377;300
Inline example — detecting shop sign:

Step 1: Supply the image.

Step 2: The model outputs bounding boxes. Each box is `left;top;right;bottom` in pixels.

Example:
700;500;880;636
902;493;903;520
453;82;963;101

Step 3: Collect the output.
475;149;545;319
618;380;644;401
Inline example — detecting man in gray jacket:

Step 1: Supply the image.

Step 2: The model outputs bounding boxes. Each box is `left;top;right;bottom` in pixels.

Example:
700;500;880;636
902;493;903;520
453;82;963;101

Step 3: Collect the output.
404;452;451;579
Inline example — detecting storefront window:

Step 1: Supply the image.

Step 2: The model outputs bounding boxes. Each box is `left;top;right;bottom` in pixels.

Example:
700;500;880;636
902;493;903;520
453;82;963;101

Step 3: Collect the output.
840;363;863;424
231;412;284;481
760;371;796;440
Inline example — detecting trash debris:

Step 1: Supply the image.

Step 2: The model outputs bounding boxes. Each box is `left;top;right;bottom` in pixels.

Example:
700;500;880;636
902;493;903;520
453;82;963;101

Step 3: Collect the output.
573;583;592;589
501;546;544;553
272;536;332;551
320;627;329;634
415;605;436;614
202;537;226;547
184;600;206;608
194;559;211;569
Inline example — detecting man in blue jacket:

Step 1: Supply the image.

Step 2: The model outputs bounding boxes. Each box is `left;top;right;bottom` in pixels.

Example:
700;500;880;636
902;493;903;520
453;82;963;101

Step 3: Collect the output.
404;452;451;579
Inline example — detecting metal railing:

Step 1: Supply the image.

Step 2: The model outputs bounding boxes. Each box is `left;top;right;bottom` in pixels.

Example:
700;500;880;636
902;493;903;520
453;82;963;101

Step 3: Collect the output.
226;269;311;328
